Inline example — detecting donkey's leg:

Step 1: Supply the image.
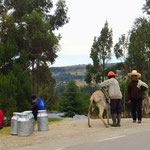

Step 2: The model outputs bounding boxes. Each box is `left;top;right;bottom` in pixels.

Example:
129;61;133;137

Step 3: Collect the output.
107;105;111;125
98;104;108;127
88;102;93;127
107;108;110;125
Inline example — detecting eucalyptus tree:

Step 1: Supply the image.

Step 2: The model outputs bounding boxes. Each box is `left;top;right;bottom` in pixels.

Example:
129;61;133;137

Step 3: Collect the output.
0;0;69;92
114;34;128;62
143;1;150;79
143;0;150;15
85;21;113;83
126;17;150;80
93;21;113;70
84;64;101;84
0;0;69;120
0;13;33;122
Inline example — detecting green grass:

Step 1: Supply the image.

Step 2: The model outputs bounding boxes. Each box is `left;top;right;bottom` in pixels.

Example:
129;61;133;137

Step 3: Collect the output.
0;127;11;135
0;118;63;135
48;118;63;124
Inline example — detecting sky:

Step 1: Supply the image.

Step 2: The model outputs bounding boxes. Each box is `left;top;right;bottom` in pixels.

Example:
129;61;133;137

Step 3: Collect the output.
52;0;146;67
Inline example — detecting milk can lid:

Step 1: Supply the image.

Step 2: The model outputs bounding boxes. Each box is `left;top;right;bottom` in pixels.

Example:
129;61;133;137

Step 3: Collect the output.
38;110;46;113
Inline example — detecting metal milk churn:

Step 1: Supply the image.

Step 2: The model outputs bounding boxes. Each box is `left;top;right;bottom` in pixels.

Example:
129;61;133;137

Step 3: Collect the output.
29;111;34;133
18;113;30;136
30;111;35;133
23;111;34;134
10;112;21;135
37;110;49;131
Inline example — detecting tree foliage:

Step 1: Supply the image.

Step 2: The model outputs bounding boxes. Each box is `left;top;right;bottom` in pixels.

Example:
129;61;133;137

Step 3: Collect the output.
126;17;150;79
84;64;101;84
91;21;113;70
114;34;128;61
0;0;69;124
59;80;89;117
143;0;150;15
85;21;113;84
0;0;69;91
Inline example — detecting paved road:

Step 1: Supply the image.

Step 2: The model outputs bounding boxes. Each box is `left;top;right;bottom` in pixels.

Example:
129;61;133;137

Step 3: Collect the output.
11;119;150;150
12;129;150;150
64;130;150;150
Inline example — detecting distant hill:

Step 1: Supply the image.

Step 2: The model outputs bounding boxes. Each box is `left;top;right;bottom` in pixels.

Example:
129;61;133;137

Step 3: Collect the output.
51;65;87;84
50;63;117;83
51;64;86;74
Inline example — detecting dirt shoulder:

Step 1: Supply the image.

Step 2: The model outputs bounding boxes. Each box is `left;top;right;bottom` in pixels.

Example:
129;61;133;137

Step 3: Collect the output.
1;118;150;150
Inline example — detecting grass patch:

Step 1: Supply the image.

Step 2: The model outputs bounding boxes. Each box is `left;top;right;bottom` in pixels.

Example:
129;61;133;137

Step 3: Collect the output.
48;118;63;122
48;118;63;125
0;127;11;135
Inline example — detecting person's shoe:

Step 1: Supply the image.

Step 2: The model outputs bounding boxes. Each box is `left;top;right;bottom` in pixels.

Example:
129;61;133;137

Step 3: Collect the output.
116;124;121;127
111;124;117;127
111;114;117;127
116;114;121;127
133;120;136;123
116;124;120;127
138;120;141;123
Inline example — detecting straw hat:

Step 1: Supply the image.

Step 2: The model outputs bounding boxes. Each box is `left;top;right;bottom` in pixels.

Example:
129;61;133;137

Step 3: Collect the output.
128;70;141;78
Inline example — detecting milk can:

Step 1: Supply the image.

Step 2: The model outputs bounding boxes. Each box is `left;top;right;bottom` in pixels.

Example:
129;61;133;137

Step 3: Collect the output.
23;111;34;134
10;112;21;135
37;110;49;131
18;113;30;136
30;111;35;133
29;111;34;133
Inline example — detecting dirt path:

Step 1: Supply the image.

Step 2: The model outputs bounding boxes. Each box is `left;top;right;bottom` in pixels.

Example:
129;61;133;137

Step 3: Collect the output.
1;118;150;150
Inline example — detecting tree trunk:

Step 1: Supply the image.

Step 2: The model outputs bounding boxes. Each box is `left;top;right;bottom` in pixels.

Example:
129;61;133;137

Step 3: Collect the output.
36;59;40;93
32;60;35;88
102;58;105;81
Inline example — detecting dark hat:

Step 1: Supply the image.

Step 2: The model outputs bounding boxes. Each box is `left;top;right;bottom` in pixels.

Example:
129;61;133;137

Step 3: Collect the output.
31;94;36;99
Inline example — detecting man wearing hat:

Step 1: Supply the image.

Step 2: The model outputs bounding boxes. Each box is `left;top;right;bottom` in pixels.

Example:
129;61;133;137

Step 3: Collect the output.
127;70;149;123
100;71;122;127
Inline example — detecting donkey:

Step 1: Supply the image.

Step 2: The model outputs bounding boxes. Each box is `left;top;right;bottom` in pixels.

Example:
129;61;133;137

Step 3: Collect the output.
142;97;150;117
88;90;110;128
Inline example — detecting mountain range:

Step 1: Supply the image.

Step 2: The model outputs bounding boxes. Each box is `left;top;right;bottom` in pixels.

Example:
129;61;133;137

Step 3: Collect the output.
50;63;116;84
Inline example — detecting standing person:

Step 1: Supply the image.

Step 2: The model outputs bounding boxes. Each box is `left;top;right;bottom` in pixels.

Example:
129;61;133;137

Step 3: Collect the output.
100;71;122;127
0;109;4;129
127;70;149;123
31;94;39;120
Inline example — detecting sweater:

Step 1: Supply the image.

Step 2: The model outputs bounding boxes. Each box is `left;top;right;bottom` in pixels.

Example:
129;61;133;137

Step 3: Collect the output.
100;78;122;99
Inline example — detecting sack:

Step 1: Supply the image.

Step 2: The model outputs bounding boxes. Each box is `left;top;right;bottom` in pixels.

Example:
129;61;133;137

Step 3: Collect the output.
37;98;45;110
142;88;149;100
